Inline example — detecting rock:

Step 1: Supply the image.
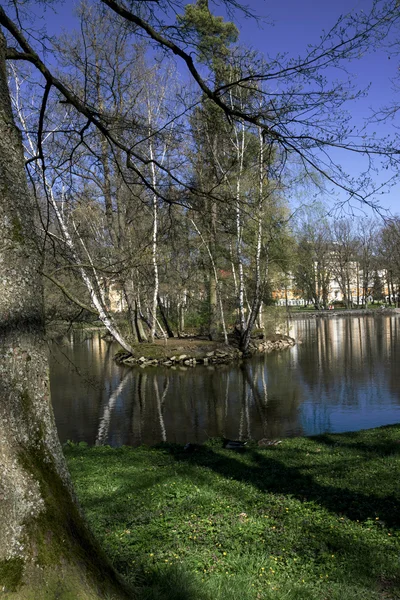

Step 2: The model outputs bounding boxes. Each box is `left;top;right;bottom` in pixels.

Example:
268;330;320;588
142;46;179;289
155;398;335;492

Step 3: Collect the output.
169;356;176;361
178;354;187;361
115;351;131;363
137;356;146;363
206;351;215;357
123;357;137;365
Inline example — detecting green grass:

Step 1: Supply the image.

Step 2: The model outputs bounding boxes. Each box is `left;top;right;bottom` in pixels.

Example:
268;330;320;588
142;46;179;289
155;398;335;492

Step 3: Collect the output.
64;425;400;600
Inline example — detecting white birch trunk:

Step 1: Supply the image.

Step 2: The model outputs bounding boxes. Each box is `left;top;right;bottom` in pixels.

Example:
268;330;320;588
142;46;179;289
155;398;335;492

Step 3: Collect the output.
229;241;239;298
145;73;174;342
53;203;134;353
149;139;159;343
11;69;134;354
234;119;246;332
254;125;264;302
240;126;266;352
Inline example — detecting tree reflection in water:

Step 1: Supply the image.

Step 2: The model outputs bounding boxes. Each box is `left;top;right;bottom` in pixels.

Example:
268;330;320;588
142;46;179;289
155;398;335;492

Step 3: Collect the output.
50;315;400;446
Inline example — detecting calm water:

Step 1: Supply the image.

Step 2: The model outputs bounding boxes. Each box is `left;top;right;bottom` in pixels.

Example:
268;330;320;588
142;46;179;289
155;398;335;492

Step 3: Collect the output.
50;315;400;447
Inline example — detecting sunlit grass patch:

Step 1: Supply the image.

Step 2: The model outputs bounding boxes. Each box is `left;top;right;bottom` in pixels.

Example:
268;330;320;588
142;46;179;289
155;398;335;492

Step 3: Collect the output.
65;424;400;599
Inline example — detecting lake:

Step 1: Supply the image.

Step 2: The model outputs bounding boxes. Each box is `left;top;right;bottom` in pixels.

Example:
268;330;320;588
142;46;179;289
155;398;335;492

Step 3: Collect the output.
50;314;400;447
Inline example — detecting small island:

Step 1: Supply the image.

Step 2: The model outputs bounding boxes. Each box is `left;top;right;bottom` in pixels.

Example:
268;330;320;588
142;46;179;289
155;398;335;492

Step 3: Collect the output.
114;332;296;368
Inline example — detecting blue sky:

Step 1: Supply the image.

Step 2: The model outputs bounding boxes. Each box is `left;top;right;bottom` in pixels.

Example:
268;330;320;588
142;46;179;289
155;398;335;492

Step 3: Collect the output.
33;0;400;215
236;0;400;215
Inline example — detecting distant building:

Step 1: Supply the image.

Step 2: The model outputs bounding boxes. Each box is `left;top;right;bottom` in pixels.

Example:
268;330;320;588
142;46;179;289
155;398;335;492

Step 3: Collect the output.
272;264;390;307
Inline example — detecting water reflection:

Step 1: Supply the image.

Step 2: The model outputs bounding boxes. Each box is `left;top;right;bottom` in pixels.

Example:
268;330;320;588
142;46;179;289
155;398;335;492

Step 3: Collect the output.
50;315;400;447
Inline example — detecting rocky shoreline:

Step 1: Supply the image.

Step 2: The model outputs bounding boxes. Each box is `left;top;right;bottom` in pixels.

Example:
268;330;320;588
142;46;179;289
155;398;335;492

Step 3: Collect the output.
115;334;296;369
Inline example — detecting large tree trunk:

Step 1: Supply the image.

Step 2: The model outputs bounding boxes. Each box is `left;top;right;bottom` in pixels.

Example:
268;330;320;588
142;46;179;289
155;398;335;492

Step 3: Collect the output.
0;32;127;599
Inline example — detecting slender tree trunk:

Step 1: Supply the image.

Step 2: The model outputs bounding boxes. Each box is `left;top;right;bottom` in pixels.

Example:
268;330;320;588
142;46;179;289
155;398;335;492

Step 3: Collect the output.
114;147;126;247
69;217;133;351
100;136;114;242
347;271;352;308
94;37;114;242
391;277;396;306
11;70;133;354
149;137;159;342
209;198;219;340
386;271;391;304
0;32;126;598
239;127;265;353
235;130;246;332
157;295;174;338
191;219;228;344
144;68;173;341
363;266;368;308
257;301;264;329
122;280;138;342
229;242;239;320
135;296;148;342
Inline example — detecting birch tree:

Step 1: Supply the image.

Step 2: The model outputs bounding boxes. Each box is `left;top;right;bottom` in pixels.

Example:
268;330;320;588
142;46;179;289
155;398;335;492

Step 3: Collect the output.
9;65;135;353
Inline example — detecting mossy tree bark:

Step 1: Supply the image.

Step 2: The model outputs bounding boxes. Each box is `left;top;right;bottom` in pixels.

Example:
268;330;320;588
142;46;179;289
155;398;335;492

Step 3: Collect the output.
0;31;128;599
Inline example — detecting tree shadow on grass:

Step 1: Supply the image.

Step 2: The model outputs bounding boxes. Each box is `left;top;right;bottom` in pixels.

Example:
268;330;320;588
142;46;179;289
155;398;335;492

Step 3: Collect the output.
67;435;400;600
65;437;400;600
167;441;400;528
71;436;400;528
312;430;400;456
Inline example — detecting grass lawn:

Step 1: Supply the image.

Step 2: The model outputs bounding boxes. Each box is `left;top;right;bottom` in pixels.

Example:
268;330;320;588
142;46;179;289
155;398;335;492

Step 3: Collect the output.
64;425;400;600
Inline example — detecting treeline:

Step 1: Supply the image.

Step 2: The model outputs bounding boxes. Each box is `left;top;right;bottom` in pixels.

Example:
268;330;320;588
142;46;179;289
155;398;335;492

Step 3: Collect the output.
290;212;400;309
10;1;294;353
8;1;399;352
